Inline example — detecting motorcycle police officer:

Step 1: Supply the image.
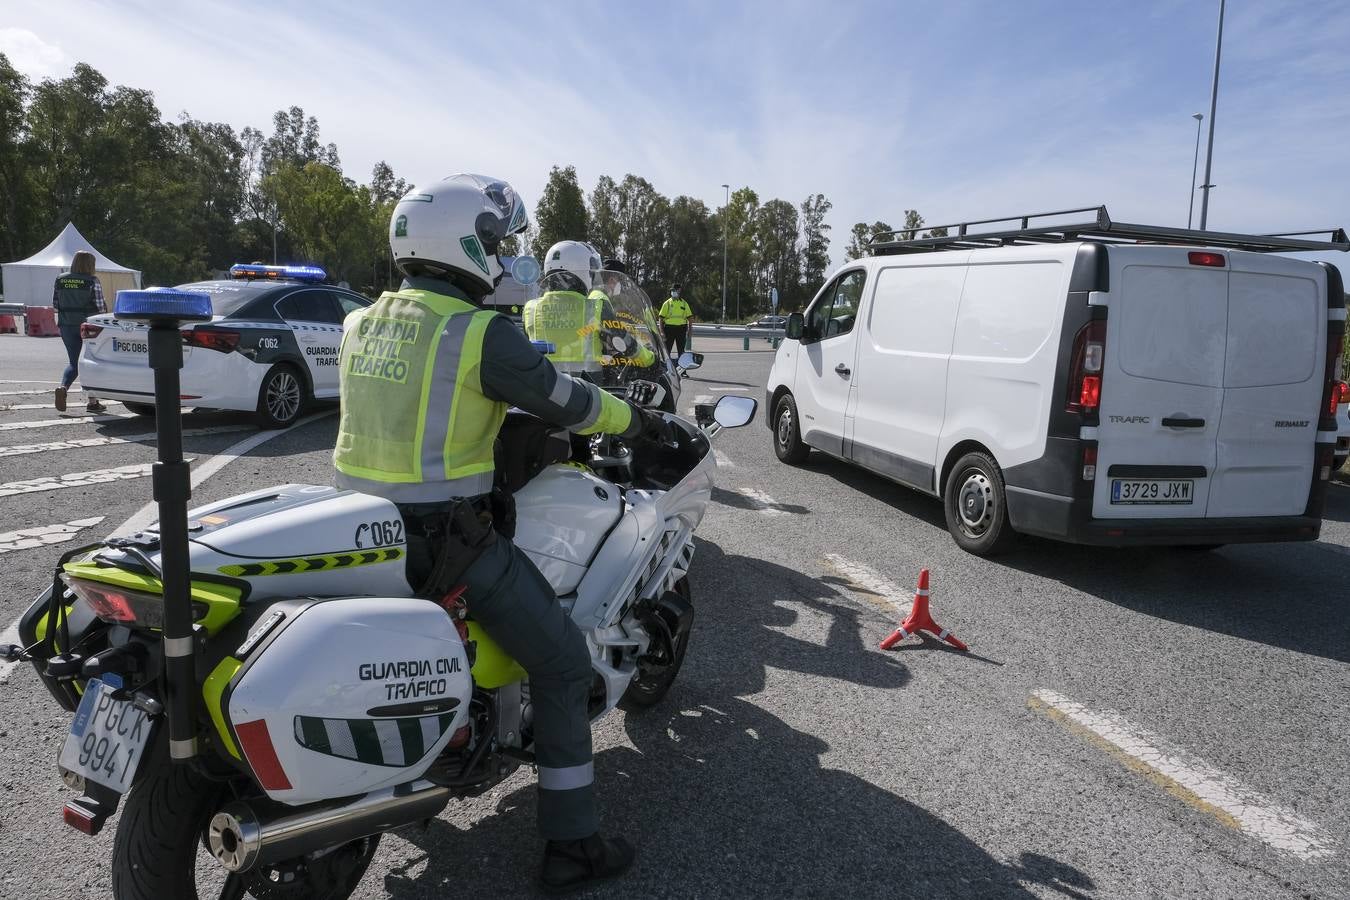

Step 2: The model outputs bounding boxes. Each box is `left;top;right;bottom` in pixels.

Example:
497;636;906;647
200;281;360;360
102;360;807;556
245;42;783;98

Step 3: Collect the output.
335;175;658;890
522;240;609;374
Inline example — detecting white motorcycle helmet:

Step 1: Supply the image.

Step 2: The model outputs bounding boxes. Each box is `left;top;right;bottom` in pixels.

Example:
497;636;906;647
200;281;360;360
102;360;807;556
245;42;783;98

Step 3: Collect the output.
543;240;602;294
389;173;529;296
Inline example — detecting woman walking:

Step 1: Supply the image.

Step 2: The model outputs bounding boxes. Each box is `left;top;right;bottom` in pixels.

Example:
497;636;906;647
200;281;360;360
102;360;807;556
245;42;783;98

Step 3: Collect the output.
52;250;106;413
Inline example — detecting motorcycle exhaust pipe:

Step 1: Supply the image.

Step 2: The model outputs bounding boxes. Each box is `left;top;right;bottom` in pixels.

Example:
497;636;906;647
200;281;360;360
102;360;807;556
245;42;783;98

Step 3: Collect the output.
207;781;451;873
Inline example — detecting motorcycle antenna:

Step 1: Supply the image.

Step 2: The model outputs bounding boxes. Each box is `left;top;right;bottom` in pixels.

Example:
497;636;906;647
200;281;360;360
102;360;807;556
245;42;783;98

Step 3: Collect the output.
112;288;214;763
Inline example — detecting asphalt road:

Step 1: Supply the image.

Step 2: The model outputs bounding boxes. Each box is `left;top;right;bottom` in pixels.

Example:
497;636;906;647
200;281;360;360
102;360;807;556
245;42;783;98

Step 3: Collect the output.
0;332;1347;899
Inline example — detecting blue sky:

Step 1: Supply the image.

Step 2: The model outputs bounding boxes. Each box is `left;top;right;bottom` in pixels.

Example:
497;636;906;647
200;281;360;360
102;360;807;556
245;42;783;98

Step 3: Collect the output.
4;0;1349;269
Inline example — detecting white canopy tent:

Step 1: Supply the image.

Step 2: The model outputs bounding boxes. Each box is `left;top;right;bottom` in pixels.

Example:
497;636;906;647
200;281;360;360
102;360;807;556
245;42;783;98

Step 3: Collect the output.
1;223;142;305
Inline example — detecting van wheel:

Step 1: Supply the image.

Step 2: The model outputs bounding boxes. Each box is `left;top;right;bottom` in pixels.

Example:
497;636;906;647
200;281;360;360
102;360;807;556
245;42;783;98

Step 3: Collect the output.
256;364;305;429
773;395;811;464
944;451;1016;556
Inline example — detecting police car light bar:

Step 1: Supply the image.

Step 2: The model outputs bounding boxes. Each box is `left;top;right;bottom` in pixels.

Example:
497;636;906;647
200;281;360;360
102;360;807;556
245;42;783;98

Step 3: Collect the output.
229;263;328;283
114;288;213;323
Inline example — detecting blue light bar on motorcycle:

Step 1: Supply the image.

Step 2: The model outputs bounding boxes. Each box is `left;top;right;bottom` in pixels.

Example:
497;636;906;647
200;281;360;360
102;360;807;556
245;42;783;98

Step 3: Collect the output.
229;263;328;283
530;340;556;355
114;288;213;323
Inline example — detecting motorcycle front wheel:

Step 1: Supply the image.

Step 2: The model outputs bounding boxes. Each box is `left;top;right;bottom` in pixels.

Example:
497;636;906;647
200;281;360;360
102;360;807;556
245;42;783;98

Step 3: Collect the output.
619;577;692;711
112;741;380;900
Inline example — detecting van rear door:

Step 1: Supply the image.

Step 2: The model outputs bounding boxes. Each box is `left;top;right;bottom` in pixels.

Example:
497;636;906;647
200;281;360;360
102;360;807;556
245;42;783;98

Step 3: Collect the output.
1094;250;1227;519
1207;253;1324;516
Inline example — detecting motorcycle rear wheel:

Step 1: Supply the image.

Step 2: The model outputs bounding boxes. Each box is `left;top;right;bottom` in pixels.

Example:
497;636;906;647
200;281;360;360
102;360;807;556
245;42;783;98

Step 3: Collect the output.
112;742;380;900
619;577;692;711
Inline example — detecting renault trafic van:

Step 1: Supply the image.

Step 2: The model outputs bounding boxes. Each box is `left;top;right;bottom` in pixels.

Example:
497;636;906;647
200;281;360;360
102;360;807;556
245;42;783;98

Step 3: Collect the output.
765;208;1347;555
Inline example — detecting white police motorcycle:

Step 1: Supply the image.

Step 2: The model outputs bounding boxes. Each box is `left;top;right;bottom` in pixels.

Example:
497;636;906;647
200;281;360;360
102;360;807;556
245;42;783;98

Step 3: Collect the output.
9;269;752;899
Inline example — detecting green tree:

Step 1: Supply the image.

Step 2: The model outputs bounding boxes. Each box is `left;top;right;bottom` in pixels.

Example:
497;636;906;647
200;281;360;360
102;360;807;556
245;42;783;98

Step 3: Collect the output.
900;209;924;240
265;161;381;288
531;165;589;259
755;198;800;312
0;53;34;266
587;175;622;258
799;193;832;301
845;220;892;260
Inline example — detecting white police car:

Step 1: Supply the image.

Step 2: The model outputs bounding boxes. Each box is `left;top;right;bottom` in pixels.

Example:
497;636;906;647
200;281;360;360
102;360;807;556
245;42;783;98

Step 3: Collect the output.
79;264;371;428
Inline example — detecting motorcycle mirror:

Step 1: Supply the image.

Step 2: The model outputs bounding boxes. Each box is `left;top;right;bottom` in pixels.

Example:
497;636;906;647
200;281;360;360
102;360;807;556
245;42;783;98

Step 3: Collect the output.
510;255;541;285
627;379;667;409
713;395;756;428
677;351;703;371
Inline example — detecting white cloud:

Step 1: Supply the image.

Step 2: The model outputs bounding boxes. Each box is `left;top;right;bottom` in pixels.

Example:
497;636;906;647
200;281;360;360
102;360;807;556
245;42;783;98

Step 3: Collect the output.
0;27;68;79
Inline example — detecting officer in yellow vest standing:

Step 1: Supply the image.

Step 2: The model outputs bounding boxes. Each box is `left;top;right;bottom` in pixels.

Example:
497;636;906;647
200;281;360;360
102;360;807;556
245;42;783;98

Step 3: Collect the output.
335;175;662;890
522;241;608;375
657;285;693;358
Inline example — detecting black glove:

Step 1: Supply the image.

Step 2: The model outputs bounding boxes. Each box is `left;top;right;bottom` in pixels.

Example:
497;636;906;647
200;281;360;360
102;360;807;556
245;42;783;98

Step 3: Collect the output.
634;407;676;445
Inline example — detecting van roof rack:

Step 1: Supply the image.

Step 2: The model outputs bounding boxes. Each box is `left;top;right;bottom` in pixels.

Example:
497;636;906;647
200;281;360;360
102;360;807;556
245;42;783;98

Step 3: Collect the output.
869;205;1350;255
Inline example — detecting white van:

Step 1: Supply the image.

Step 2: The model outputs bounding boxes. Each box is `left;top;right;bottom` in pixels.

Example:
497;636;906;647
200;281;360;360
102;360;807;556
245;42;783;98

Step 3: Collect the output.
765;209;1348;554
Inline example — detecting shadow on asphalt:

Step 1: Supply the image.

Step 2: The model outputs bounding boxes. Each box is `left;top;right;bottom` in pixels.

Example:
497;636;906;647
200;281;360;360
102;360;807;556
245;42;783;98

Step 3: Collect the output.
999;536;1350;664
711;485;811;516
1317;479;1350;522
379;541;1091;898
805;454;949;531
789;451;1350;666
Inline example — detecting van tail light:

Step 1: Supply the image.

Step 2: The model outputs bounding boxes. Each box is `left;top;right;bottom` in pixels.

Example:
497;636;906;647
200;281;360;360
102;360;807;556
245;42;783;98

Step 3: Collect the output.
1331;381;1348;417
183;329;240;353
1066;320;1107;415
1082;444;1098;481
1188;251;1226;267
79;323;103;340
1318;331;1344;428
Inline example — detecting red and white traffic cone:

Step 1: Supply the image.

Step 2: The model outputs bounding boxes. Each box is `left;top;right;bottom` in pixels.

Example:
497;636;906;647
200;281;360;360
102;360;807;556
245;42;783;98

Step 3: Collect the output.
879;569;968;651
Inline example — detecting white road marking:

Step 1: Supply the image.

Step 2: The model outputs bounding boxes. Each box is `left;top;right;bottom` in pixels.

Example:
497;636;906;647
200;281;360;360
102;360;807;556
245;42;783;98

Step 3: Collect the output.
0;517;106;555
725;486;790;517
713;449;735;469
2;401;120;411
0;410;336;681
0;380;63;385
0;426;253;459
0;413;136;432
1030;689;1335;861
0;388;83;397
822;554;912;617
707;385;751;392
111;409;336;537
0;464;155;498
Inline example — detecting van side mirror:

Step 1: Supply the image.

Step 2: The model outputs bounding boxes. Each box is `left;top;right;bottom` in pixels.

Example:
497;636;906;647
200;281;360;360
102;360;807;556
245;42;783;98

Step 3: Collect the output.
785;313;804;341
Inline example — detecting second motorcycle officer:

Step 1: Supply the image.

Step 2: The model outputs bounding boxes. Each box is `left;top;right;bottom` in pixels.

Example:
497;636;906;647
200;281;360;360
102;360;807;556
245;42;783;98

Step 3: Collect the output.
334;174;658;890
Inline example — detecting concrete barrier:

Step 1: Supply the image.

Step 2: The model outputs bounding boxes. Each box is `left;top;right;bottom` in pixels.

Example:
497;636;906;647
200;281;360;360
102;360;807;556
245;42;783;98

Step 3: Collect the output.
25;306;59;336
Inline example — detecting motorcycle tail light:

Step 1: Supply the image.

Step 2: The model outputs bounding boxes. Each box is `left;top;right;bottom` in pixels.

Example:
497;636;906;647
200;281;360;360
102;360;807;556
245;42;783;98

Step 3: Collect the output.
62;576;164;629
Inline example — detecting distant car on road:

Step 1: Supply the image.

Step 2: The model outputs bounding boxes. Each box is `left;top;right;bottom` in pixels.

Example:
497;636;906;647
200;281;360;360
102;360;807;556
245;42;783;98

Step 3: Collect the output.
746;315;787;329
79;264;372;428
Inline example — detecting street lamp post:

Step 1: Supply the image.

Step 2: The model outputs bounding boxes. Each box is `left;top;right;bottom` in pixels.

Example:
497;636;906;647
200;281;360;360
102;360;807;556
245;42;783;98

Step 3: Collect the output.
1198;0;1225;230
721;184;729;325
1188;113;1204;229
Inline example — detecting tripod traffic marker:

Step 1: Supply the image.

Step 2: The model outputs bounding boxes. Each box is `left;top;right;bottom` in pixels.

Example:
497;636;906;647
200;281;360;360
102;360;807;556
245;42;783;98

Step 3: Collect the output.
878;569;968;651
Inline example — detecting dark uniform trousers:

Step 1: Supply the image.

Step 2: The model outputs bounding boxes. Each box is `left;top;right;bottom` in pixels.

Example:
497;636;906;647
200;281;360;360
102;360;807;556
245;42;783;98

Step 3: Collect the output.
402;502;597;841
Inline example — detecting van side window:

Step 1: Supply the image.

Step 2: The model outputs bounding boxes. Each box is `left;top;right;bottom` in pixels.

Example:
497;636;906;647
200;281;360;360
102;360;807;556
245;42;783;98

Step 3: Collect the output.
804;269;866;342
825;270;865;338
